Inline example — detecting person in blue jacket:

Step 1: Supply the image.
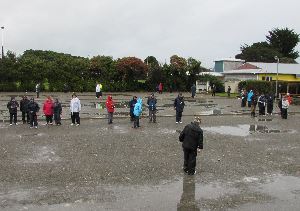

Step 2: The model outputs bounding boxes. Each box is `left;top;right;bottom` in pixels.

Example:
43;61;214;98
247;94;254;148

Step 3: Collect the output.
129;96;137;122
133;98;143;128
247;90;254;108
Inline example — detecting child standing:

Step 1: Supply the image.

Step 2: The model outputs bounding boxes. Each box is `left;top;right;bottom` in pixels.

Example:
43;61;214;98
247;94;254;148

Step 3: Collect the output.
7;97;19;126
133;98;143;128
106;95;115;124
70;93;81;126
53;99;62;125
43;96;54;125
27;97;40;128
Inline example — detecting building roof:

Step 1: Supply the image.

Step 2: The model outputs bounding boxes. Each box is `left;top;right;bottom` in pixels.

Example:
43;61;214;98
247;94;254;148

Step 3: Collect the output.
249;62;300;74
237;63;259;70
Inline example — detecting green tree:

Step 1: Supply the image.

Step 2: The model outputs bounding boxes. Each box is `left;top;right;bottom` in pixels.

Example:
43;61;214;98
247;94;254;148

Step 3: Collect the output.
266;27;300;59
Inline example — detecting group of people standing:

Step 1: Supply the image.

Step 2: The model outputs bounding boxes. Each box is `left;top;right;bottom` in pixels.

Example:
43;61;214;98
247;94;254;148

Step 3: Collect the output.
240;89;292;119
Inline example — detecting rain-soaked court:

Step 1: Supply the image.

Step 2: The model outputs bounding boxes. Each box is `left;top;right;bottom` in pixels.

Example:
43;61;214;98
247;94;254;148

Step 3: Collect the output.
0;92;300;210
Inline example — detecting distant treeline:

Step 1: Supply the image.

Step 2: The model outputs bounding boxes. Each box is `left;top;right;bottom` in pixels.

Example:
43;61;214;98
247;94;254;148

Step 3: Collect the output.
0;50;212;92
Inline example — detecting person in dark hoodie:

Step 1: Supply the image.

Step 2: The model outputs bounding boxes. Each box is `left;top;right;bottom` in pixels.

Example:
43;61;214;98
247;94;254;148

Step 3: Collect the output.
266;93;274;115
53;99;62;125
191;84;196;98
174;93;185;123
179;117;203;175
258;93;266;115
20;95;30;124
27;97;40;128
129;96;137;122
7;97;19;126
106;95;115;124
147;93;157;123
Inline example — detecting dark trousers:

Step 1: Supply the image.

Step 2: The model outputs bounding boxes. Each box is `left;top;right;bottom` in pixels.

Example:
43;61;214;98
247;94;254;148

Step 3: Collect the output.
9;113;17;124
191;92;195;98
96;92;101;98
183;148;197;175
267;104;273;114
258;104;265;115
251;105;256;117
45;115;53;124
130;111;135;122
108;112;113;124
281;108;288;119
133;115;140;128
71;112;80;124
176;111;183;122
36;91;39;98
149;110;156;122
29;113;38;127
248;101;252;107
22;111;30;123
54;113;61;125
241;99;246;107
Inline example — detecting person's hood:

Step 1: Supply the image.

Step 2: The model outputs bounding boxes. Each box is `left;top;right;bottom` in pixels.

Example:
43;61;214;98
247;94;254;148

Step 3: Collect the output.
30;98;34;102
190;122;202;132
137;98;142;104
46;99;52;103
107;95;112;101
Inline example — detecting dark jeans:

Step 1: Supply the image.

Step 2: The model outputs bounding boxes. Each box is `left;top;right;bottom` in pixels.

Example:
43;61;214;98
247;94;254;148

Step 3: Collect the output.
133;115;140;128
108;112;113;124
130;111;135;122
149;110;156;122
9;113;17;124
29;112;38;127
183;148;197;175
54;113;61;125
258;105;265;115
248;101;252;107
281;108;288;119
36;91;40;98
176;111;183;122
45;115;53;124
71;112;80;124
22;111;30;123
267;104;273;114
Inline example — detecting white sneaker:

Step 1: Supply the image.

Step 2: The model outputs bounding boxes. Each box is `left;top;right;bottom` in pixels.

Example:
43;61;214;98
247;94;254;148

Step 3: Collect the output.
35;126;38;129
176;122;179;124
9;124;13;126
15;123;18;125
70;123;74;126
179;121;183;124
76;124;80;126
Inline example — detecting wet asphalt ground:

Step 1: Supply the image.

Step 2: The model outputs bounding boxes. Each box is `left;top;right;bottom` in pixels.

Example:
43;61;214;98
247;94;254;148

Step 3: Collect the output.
0;92;299;211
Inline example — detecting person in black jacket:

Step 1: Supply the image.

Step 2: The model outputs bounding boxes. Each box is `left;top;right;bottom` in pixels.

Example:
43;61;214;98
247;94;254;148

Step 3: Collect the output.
191;84;196;98
7;97;19;125
179;117;203;175
27;97;40;128
266;93;274;115
174;93;185;123
53;98;62;125
20;95;30;124
147;93;157;123
129;96;137;122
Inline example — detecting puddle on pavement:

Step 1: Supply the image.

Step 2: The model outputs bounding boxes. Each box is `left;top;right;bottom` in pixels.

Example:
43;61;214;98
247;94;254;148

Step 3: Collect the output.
197;109;222;116
21;146;60;164
203;125;296;137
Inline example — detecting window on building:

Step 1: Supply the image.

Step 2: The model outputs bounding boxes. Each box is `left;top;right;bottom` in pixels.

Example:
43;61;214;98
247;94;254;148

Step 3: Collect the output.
262;76;265;80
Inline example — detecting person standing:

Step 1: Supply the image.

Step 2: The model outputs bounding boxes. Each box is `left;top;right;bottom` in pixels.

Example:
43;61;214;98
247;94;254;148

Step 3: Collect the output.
211;84;216;97
95;83;101;98
27;97;40;128
286;93;293;105
70;93;81;126
43;96;54;125
227;86;231;97
266;93;274;115
179;117;203;175
35;83;41;98
174;93;185;123
20;95;30;124
241;89;247;107
147;93;157;123
105;95;115;124
247;90;253;107
133;98;143;128
53;99;62;125
7;97;19;126
191;84;196;98
258;93;266;115
250;92;258;117
281;95;289;119
158;82;163;94
129;96;137;122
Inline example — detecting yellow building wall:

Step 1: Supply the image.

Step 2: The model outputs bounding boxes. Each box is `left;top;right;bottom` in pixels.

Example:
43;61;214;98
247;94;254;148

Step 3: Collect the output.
258;74;300;82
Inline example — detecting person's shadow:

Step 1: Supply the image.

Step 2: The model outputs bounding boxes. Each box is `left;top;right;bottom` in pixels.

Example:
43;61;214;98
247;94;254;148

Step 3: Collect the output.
177;175;200;211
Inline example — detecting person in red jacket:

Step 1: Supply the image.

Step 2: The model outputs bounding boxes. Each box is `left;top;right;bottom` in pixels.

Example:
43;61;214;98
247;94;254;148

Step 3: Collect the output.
106;95;115;124
43;96;54;125
158;82;163;94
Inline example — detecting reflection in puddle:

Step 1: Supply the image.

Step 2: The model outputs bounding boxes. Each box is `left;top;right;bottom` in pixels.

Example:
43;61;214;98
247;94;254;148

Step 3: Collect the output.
204;125;296;137
197;109;222;116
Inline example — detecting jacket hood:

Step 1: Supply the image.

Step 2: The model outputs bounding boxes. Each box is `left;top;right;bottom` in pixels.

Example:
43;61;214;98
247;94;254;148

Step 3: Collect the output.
107;95;112;101
190;122;202;132
137;98;142;104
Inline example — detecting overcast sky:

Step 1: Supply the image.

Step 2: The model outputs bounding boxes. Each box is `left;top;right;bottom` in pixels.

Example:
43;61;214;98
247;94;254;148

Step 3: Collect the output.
1;0;300;68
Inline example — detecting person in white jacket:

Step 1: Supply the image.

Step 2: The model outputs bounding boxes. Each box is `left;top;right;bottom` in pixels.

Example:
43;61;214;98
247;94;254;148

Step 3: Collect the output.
70;93;81;126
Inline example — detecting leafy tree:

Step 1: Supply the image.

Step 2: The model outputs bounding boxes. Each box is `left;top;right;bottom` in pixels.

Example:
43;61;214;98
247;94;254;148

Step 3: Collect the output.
266;27;300;59
116;57;148;81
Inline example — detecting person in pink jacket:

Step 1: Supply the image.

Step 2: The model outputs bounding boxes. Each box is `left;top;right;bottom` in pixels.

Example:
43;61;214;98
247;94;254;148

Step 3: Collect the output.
43;96;54;125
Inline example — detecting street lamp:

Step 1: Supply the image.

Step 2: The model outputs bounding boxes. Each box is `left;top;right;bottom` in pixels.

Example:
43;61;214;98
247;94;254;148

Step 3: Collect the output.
1;26;4;59
274;56;279;98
